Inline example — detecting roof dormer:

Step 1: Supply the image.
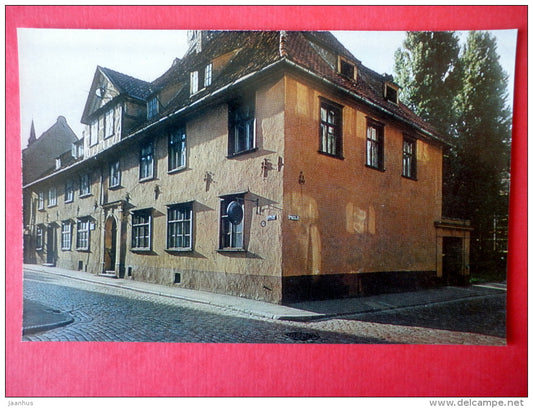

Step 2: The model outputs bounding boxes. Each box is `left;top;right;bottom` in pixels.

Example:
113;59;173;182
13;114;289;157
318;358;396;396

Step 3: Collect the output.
384;81;400;104
338;55;357;81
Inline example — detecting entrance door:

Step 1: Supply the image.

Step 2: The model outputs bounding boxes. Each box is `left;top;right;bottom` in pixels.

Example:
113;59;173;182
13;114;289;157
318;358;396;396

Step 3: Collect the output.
46;226;56;265
104;217;117;271
443;237;464;286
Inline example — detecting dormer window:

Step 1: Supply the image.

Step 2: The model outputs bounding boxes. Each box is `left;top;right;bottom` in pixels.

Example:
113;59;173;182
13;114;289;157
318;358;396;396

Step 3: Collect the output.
190;71;199;95
204;63;213;88
338;56;357;81
384;83;399;104
55;158;61;170
147;96;159;120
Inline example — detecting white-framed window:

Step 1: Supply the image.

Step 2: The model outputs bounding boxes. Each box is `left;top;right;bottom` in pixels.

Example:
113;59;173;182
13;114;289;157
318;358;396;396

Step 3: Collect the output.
38;191;44;210
139;141;154;180
65;180;74;203
319;98;343;158
80;174;91;196
204;63;213;88
190;71;199;95
105;109;114;138
61;221;72;251
131;209;152;250
402;136;417;179
167;203;193;250
109;160;121;188
366;118;385;171
219;194;245;250
90;120;98;146
48;187;57;207
147;97;159;120
76;219;90;251
228;96;256;156
168;127;187;172
36;225;44;250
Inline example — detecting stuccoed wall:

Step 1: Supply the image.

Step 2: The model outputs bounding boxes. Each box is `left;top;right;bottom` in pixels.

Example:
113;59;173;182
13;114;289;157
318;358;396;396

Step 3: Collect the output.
282;74;443;297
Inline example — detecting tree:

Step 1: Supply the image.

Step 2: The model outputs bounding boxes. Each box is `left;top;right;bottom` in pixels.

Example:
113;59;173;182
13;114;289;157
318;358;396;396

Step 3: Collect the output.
394;31;511;278
449;31;511;276
394;31;461;136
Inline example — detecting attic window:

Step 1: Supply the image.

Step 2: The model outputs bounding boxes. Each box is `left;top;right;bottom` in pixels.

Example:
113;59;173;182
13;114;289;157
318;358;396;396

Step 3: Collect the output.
384;83;399;104
190;63;213;95
147;97;159;120
338;56;357;81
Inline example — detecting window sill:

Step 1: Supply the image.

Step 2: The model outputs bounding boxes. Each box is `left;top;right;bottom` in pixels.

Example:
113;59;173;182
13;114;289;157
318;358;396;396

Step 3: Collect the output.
64;199;74;204
318;151;344;160
168;166;187;175
108;184;122;190
38;208;45;212
47;204;57;208
76;248;90;252
227;147;258;159
79;193;93;199
139;176;155;183
402;175;418;181
217;248;246;253
130;248;152;253
165;248;193;254
61;248;72;252
365;164;386;172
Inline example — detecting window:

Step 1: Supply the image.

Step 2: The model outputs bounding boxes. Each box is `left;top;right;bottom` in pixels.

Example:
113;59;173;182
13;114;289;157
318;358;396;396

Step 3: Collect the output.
167;203;193;250
65;180;74;203
204;63;213;88
319;99;343;158
385;84;399;104
219;194;245;250
139;141;154;180
76;219;90;251
105;109;114;138
55;158;61;170
147;97;159;120
109;160;121;188
366;119;385;170
338;56;356;80
90;120;98;146
190;71;199;95
48;187;57;207
80;174;91;196
131;209;152;250
36;226;44;250
98;116;104;140
402;137;417;179
168;128;187;172
228;96;255;156
61;221;72;250
38;191;44;210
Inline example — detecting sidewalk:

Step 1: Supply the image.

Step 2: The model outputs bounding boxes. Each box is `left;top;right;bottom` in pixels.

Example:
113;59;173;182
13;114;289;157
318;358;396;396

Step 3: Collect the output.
23;264;506;333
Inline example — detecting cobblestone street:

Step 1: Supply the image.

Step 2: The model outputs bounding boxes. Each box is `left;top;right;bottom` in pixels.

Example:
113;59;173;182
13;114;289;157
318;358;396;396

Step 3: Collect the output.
22;269;506;345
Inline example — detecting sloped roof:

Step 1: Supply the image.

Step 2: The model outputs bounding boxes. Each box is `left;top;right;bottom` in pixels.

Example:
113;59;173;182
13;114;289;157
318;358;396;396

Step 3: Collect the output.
139;30;444;143
22;116;79;185
99;66;153;101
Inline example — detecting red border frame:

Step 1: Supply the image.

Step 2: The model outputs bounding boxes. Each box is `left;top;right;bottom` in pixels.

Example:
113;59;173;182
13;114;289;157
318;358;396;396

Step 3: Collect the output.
6;5;527;397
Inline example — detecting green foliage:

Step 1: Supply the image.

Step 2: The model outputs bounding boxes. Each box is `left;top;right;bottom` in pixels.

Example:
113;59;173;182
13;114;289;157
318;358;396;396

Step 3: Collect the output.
394;31;512;276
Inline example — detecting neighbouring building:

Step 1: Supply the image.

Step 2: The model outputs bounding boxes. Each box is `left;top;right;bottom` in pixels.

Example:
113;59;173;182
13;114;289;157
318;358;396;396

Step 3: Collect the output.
22;31;472;303
22;116;79;264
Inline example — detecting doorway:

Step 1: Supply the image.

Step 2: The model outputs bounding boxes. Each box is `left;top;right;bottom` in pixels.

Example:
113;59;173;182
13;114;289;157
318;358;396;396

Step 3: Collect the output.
442;237;465;286
46;226;56;265
104;216;117;272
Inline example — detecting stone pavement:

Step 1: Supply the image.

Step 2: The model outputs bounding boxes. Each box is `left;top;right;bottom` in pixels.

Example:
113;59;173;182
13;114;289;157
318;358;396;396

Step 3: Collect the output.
23;264;506;336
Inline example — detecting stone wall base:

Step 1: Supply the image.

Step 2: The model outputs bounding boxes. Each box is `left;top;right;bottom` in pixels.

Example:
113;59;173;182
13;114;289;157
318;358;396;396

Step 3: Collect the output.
282;271;443;303
125;265;283;304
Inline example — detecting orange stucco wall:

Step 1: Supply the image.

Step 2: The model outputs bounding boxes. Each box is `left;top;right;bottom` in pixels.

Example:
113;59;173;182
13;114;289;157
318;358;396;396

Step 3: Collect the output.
282;74;443;279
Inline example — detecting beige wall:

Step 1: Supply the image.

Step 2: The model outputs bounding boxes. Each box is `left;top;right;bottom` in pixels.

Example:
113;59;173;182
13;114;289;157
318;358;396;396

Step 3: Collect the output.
282;74;443;279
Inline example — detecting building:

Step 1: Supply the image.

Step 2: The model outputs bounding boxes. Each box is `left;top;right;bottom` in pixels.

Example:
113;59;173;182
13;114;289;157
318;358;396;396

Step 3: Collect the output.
22;116;79;263
22;30;471;304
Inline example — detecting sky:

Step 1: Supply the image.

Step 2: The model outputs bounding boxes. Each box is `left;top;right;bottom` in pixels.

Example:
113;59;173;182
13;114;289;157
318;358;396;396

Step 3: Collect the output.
17;29;517;148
